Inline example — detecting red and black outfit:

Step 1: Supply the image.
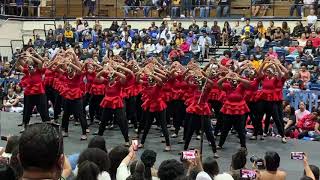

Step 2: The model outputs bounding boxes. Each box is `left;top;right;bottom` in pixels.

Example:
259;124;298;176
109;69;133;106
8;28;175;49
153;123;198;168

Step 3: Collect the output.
244;78;261;136
97;78;129;143
52;72;64;120
88;72;105;123
218;82;249;148
22;66;49;126
256;75;285;138
184;81;217;154
140;81;170;147
60;72;87;135
44;68;56;112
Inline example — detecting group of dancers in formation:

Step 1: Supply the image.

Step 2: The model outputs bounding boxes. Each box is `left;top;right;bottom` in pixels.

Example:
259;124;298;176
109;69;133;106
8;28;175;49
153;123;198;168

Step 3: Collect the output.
16;47;289;157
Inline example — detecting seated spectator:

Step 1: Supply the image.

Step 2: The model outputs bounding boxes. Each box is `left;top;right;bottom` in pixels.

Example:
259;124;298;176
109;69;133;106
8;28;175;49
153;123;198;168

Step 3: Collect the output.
169;45;184;62
175;33;184;46
189;19;200;34
211;21;221;43
280;32;292;47
106;146;129;179
113;43;123;56
202;156;219;179
81;48;93;61
232;21;243;41
299;64;311;86
144;38;156;56
260;151;287;180
124;0;135;17
304;40;316;54
158;159;185;180
309;67;320;84
140;149;157;180
291;56;302;70
283;103;296;132
198;0;213;18
0;135;19;161
200;21;211;34
19;123;72;180
190;38;201;59
74;148;111;180
109;21;120;33
186;31;196;45
155;39;166;54
296;110;319;139
265;47;278;59
305;56;317;71
220;50;232;66
55;24;65;36
273;27;284;42
255;33;267;48
3;88;23;113
34;34;45;49
295;102;311;122
298;33;308;47
216;0;230;17
292;21;305;38
291;72;304;90
242;19;254;35
180;40;190;53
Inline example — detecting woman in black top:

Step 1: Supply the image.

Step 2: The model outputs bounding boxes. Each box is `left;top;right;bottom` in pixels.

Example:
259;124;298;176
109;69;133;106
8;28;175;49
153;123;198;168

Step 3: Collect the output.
222;21;231;46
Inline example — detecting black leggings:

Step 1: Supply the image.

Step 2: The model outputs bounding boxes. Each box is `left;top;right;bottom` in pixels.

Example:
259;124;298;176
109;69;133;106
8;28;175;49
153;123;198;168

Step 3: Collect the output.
184;114;217;153
61;98;87;135
83;93;90;116
247;101;261;136
125;96;138;129
45;85;56;108
141;110;170;146
219;114;246;148
209;100;223;135
89;94;103;122
23;94;49;126
54;90;62;120
172;100;186;135
98;108;129;142
257;101;285;137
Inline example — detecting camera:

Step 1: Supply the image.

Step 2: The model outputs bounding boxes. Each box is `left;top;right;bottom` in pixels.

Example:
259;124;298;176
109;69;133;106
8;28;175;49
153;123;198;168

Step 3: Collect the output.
250;155;265;170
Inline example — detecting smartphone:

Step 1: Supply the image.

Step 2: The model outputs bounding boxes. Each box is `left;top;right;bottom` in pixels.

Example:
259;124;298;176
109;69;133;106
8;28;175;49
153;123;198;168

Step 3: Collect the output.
291;152;304;160
1;136;7;141
240;169;257;179
132;139;138;151
182;150;196;160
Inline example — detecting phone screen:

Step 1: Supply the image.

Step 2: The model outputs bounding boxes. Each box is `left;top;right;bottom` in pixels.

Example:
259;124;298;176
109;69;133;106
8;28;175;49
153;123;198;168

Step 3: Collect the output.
132;139;138;151
240;169;256;179
291;152;304;160
1;136;7;141
182;150;196;160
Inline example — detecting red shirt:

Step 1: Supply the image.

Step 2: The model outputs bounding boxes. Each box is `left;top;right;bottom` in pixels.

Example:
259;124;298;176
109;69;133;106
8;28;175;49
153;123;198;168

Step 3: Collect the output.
44;68;55;87
60;73;83;100
100;79;124;109
84;71;96;93
244;78;259;102
22;67;45;96
141;84;167;112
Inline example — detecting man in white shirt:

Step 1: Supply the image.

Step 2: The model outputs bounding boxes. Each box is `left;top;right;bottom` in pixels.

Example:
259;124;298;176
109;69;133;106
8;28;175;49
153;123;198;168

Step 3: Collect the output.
198;32;212;58
307;9;317;30
254;33;266;48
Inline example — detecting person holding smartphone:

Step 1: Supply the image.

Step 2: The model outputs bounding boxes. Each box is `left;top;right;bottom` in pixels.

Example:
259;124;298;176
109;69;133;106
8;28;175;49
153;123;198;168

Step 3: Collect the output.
258;151;287;180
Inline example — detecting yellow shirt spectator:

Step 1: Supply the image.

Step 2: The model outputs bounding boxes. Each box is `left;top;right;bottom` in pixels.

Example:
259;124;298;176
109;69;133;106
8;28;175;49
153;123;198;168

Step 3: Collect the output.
64;30;73;39
251;60;262;70
257;27;266;35
175;38;184;46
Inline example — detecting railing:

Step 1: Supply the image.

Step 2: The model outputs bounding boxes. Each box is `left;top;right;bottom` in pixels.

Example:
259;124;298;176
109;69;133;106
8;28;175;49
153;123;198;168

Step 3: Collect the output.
283;89;320;112
0;1;316;19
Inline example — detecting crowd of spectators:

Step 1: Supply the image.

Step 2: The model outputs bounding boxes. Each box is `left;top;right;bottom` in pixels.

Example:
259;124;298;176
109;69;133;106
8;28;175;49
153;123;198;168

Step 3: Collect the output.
0;123;319;180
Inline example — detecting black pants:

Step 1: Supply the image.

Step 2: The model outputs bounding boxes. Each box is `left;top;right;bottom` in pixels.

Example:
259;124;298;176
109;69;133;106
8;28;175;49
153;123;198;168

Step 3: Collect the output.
45;85;56;109
61;98;87;135
172;100;186;135
247;101;261;136
125;96;138;129
23;94;50;126
141;110;170;146
54;90;63;120
258;101;285;137
184;114;217;153
209;100;223;135
98;108;129;142
219;114;246;148
89;94;103;122
166;101;174;125
83;93;90;116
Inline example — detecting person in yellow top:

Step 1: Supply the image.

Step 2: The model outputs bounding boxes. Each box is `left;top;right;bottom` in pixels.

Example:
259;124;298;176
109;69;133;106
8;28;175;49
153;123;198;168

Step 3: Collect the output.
175;33;184;46
64;27;74;44
256;21;266;35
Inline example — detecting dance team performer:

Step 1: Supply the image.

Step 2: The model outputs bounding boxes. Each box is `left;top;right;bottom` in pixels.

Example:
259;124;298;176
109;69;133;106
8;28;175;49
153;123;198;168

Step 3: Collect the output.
16;49;49;132
16;48;292;153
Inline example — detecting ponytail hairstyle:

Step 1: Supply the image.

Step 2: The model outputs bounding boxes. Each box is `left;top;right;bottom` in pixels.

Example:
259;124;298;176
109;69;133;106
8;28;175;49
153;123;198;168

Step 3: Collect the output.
126;160;145;180
140;150;157;180
76;160;100;180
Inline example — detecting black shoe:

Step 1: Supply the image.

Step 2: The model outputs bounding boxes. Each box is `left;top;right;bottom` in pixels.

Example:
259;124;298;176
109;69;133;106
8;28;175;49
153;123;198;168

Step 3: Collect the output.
18;123;23;127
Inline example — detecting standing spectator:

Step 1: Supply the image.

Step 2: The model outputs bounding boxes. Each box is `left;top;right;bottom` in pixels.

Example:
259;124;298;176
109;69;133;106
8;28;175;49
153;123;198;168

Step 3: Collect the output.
171;0;181;17
216;0;230;17
290;0;303;16
307;9;318;30
189;19;200;34
211;21;221;44
198;31;212;59
55;24;65;36
84;0;96;16
222;21;231;46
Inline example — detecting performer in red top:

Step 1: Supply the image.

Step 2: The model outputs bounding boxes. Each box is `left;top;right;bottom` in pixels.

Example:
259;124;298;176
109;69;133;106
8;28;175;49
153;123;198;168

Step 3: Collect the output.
137;63;171;151
256;60;287;143
168;61;187;139
82;60;104;124
217;72;250;149
55;50;88;140
183;63;218;158
16;50;49;131
94;60;132;145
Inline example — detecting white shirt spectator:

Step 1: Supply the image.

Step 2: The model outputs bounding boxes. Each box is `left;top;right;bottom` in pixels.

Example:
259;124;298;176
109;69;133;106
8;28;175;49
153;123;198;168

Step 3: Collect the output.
113;47;123;55
48;47;59;60
295;109;310;122
307;15;317;26
198;36;212;47
144;43;156;55
255;38;266;48
155;43;164;53
116;162;130;180
292;60;302;70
